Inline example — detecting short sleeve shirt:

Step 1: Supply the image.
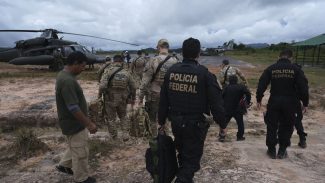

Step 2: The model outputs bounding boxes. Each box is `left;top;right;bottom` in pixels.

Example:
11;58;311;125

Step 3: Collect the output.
55;71;88;135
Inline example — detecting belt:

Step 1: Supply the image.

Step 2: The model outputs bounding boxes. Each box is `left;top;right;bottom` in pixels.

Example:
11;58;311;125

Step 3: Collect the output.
169;111;205;121
169;111;202;116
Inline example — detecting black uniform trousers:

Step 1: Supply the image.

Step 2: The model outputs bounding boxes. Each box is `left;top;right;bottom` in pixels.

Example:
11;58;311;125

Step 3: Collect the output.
169;113;209;183
294;102;306;137
266;96;296;148
225;112;244;138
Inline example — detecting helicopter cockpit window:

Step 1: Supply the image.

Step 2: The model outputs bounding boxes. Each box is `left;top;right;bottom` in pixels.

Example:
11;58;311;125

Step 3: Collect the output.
82;46;91;53
73;46;83;52
40;31;51;38
63;46;74;57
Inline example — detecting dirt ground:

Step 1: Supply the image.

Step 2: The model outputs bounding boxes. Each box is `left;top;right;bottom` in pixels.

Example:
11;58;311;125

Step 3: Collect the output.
0;61;325;183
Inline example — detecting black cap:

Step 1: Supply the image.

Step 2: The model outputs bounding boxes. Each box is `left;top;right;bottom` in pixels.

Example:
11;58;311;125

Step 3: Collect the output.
222;59;229;65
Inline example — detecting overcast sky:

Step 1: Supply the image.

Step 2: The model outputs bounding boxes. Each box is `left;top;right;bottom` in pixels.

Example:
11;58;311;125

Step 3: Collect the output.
0;0;324;50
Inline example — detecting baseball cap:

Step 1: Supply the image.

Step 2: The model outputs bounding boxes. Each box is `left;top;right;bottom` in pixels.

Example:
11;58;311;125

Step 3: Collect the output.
222;59;229;65
157;39;169;48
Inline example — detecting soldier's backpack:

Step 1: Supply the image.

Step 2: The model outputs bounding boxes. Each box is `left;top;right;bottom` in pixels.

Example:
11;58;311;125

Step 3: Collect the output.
88;99;104;126
129;107;152;137
110;68;129;89
145;133;178;183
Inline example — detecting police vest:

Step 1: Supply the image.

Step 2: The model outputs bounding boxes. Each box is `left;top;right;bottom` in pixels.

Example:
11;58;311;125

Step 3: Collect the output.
166;61;209;114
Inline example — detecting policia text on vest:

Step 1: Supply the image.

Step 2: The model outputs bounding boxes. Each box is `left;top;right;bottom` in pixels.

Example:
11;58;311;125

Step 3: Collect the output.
168;73;198;94
271;69;294;79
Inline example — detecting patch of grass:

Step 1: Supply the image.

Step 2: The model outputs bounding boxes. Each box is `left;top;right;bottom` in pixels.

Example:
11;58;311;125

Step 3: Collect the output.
303;67;325;88
226;50;278;66
247;77;259;88
227;50;325;88
12;128;49;158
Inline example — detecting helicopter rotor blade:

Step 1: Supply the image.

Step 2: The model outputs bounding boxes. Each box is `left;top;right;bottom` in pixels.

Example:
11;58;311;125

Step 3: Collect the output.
58;31;139;46
0;29;45;33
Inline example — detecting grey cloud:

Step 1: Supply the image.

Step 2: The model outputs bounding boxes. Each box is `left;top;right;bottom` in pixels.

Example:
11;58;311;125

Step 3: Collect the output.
0;0;324;50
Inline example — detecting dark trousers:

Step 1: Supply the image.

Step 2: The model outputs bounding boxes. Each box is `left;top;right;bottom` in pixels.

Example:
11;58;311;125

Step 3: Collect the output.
294;103;306;137
225;112;244;138
169;114;209;183
265;96;296;149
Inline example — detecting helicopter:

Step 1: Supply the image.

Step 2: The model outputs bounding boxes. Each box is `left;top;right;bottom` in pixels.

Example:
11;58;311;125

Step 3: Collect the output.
0;29;139;71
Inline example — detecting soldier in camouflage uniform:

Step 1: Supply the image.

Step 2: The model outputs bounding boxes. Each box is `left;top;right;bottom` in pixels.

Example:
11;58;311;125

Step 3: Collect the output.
144;52;150;62
138;39;179;135
98;55;136;139
218;59;248;88
130;50;147;88
50;48;64;71
97;61;112;82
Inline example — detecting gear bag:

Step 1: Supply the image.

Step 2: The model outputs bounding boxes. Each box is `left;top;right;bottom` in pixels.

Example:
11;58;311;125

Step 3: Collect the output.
238;95;252;115
145;133;178;183
129;107;152;137
88;99;104;126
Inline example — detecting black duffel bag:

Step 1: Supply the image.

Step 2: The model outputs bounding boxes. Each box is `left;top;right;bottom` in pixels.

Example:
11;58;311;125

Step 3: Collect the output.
145;133;178;183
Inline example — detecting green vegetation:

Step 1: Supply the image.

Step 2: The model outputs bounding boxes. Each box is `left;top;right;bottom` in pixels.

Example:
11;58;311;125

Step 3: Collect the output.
226;49;278;65
1;48;324;88
13;128;49;158
226;49;325;88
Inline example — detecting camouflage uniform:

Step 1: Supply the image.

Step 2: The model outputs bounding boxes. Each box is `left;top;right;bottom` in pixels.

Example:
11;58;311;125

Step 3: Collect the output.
97;62;111;82
51;49;64;71
98;62;136;139
139;53;178;135
130;55;147;88
219;65;247;88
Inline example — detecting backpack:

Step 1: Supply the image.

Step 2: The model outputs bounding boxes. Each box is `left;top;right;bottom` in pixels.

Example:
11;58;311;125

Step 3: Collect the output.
88;99;104;126
145;133;178;183
238;95;252;115
129;107;152;137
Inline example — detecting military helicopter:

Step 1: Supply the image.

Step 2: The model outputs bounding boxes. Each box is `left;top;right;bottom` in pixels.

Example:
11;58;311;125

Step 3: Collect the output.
0;29;139;70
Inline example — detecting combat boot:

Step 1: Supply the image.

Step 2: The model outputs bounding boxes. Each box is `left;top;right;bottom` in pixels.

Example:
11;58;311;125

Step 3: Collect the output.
277;147;288;159
174;178;194;183
237;136;246;141
76;177;96;183
267;146;276;159
218;133;226;142
298;133;307;148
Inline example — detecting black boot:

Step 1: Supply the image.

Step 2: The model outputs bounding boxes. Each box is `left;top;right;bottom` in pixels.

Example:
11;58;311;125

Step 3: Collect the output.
298;133;307;148
267;146;276;159
277;147;288;159
237;136;246;141
218;133;226;142
174;178;194;183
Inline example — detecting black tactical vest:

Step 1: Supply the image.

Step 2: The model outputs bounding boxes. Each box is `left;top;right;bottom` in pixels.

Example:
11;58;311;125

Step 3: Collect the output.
165;60;209;114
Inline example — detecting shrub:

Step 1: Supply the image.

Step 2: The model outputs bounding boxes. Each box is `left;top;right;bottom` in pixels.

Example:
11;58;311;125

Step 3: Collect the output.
13;128;49;158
